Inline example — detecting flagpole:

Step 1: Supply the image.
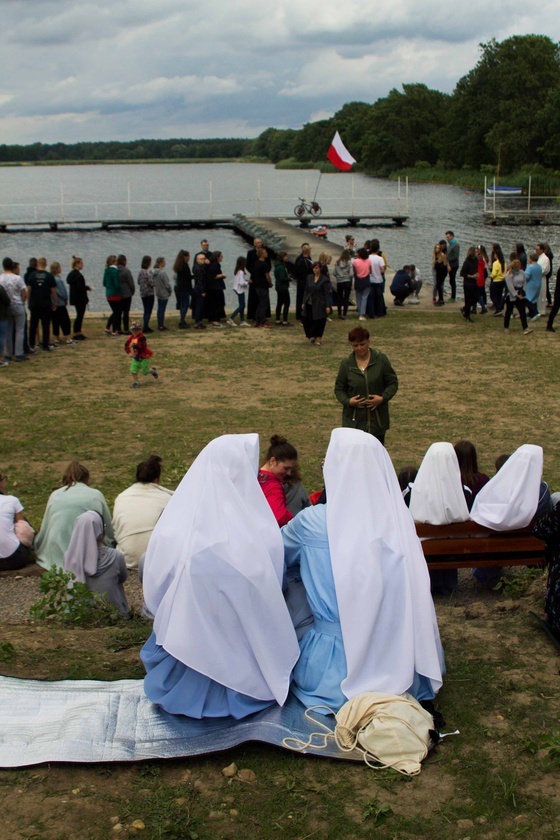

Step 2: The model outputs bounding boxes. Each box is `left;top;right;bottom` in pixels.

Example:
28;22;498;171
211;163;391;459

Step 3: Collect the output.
312;170;322;203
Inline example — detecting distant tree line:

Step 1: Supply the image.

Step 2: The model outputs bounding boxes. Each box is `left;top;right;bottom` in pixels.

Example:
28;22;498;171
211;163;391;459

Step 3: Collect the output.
3;35;560;176
0;137;253;163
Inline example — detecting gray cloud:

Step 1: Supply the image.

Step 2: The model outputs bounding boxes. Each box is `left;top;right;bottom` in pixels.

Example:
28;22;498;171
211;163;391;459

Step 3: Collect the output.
0;0;558;143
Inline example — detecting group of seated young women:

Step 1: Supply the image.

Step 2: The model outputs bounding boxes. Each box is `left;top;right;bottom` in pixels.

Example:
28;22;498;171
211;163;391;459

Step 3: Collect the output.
401;440;551;594
1;429;555;721
0;456;175;614
140;429;445;720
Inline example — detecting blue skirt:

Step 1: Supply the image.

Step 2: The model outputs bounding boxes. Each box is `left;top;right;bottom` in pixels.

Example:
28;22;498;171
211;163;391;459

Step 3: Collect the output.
141;632;275;720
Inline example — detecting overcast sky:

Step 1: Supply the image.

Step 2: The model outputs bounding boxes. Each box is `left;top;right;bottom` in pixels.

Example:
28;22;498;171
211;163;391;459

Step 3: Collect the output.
1;0;559;145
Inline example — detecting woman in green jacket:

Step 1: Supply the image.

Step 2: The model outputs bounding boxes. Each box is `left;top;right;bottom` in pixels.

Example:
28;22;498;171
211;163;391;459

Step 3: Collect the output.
334;326;398;445
103;254;123;337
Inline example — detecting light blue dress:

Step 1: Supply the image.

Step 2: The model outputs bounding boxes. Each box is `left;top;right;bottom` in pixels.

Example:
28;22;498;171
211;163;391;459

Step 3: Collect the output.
141;633;274;719
282;505;348;712
282;504;436;714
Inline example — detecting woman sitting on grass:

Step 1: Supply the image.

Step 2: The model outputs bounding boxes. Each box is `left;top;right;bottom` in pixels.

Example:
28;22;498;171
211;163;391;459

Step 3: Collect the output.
0;471;35;571
35;461;114;571
282;428;444;713
141;434;299;719
63;510;129;614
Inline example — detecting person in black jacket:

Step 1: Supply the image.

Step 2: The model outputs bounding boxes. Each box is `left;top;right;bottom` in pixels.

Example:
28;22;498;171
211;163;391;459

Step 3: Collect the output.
460;246;478;322
173;250;193;329
390;266;414;306
66;256;91;340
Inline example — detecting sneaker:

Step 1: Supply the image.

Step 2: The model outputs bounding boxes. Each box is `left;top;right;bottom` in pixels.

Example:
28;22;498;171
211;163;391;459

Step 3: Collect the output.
194;323;206;330
275;320;282;325
131;381;140;388
144;326;154;333
282;322;293;327
493;310;503;317
530;313;541;321
65;339;77;345
72;334;86;341
110;332;121;338
178;322;188;329
41;346;53;352
14;355;29;362
261;323;273;329
104;328;112;335
212;323;224;329
524;328;534;335
28;348;37;355
227;319;238;327
239;321;250;327
480;307;488;314
0;360;9;367
546;326;555;333
150;366;159;379
358;315;366;321
48;343;57;349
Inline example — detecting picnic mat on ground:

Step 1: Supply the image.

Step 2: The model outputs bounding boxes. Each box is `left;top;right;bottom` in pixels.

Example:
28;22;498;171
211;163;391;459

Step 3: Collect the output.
0;676;360;767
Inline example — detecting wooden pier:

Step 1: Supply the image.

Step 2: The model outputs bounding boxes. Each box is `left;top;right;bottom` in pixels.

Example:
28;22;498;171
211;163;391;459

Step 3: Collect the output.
0;212;407;235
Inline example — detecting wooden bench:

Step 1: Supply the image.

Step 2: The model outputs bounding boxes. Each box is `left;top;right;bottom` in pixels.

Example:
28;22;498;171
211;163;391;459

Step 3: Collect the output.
415;521;546;570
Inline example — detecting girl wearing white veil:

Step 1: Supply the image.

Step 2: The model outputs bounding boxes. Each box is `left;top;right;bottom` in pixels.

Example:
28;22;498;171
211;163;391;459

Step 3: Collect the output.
409;442;471;595
282;428;443;714
141;434;299;719
470;444;545;583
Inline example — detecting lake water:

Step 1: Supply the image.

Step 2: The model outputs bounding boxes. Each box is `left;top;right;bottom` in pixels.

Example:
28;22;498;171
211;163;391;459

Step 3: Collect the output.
0;162;557;311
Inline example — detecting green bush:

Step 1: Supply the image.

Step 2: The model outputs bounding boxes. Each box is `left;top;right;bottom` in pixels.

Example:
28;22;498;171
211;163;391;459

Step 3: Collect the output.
29;566;122;626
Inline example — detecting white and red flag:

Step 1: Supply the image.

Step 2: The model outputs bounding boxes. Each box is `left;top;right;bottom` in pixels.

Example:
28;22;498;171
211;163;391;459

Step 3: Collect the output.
327;131;356;171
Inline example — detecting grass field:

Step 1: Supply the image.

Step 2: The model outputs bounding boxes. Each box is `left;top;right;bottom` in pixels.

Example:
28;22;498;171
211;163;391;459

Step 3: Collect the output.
1;304;560;839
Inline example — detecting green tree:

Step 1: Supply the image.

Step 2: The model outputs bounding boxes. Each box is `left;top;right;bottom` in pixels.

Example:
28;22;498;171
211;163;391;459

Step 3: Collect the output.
442;35;560;171
361;84;449;173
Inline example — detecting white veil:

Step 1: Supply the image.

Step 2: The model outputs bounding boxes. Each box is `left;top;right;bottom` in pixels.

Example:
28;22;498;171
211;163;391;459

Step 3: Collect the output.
409;442;470;524
471;444;543;530
324;428;443;700
142;433;299;704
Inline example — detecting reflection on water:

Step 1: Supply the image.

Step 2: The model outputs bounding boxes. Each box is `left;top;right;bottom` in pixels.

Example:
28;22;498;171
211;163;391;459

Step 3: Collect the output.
0;163;557;311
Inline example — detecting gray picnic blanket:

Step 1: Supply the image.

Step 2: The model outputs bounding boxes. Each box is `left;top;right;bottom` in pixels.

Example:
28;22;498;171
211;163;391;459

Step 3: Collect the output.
0;676;360;767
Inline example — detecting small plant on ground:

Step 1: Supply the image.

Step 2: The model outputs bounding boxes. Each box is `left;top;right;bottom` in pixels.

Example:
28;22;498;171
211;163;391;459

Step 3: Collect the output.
362;797;393;824
0;641;16;662
541;730;560;766
29;566;122;626
493;567;544;598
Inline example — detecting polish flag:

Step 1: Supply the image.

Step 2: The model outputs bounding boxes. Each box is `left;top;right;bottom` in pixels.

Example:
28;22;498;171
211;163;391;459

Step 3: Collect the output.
327;131;356;171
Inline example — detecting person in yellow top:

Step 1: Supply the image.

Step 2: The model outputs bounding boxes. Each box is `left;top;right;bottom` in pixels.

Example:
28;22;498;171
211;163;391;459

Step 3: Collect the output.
490;244;506;316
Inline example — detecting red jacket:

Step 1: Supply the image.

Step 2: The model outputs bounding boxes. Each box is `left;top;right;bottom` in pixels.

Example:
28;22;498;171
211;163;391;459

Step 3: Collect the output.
258;469;293;527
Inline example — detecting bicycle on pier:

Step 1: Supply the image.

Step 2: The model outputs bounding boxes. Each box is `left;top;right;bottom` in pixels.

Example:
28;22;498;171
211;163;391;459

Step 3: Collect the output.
293;198;322;218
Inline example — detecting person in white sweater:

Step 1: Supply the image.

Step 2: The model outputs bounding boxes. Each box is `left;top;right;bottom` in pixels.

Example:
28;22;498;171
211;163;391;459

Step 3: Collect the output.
112;455;173;570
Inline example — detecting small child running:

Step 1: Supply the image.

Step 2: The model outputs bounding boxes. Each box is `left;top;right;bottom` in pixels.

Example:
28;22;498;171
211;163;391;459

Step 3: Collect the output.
125;321;158;388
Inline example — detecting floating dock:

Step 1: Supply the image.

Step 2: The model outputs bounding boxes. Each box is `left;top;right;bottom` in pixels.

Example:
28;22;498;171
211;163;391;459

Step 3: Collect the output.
0;212;407;235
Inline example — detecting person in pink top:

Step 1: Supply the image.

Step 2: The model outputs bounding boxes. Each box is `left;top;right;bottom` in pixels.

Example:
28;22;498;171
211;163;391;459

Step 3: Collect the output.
258;435;298;526
351;248;372;321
